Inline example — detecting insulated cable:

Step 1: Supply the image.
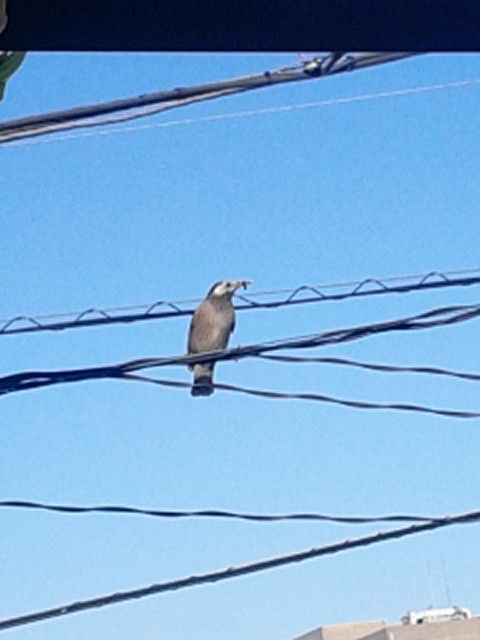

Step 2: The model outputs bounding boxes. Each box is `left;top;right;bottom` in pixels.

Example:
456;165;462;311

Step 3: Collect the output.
1;508;478;632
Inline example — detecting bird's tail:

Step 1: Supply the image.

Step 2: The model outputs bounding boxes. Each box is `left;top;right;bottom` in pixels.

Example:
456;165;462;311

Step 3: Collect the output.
191;363;214;396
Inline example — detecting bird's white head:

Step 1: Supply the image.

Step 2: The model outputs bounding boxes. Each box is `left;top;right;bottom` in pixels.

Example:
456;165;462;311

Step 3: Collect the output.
207;279;252;299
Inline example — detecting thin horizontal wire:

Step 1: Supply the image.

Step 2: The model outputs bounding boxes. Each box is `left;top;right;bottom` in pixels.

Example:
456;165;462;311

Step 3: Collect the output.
1;303;480;409
0;500;439;524
258;355;480;382
124;373;480;419
1;509;479;631
6;76;478;149
1;268;479;336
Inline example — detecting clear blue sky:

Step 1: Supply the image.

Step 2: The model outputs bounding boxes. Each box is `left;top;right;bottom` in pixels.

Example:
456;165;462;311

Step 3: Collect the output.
1;53;480;640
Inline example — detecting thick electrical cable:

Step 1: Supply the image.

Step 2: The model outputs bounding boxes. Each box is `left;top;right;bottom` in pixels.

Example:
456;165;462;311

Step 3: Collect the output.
1;509;478;632
0;52;412;145
8;77;480;149
1;268;480;337
1;302;479;393
1;303;480;417
0;500;440;524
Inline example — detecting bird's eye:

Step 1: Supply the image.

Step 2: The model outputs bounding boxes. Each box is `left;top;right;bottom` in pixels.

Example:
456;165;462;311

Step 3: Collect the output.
226;281;232;287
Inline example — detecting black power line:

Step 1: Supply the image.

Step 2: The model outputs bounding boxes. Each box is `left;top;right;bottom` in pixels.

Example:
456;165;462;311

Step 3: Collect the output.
0;500;440;524
1;301;479;387
1;509;478;632
1;302;479;418
2;302;480;385
258;355;480;382
0;52;412;145
123;374;480;419
1;269;479;337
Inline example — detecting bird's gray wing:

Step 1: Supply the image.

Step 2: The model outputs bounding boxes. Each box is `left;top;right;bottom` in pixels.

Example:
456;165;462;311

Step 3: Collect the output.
187;307;202;371
188;299;235;360
187;309;198;355
188;300;215;354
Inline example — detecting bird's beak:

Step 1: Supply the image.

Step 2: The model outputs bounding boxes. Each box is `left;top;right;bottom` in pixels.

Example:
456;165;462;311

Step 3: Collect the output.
236;280;252;290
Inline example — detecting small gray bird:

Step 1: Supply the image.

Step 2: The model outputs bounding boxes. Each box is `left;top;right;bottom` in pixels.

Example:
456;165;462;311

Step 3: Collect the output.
187;279;251;396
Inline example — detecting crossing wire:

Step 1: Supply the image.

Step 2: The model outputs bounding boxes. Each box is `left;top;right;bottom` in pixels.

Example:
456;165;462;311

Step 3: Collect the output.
0;509;479;631
1;268;480;337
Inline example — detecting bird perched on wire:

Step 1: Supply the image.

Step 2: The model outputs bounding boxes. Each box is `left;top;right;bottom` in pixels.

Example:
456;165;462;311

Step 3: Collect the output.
187;279;251;396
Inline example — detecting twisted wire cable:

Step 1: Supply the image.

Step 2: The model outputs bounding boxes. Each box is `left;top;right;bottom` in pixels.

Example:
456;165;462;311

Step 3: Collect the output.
0;500;440;524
